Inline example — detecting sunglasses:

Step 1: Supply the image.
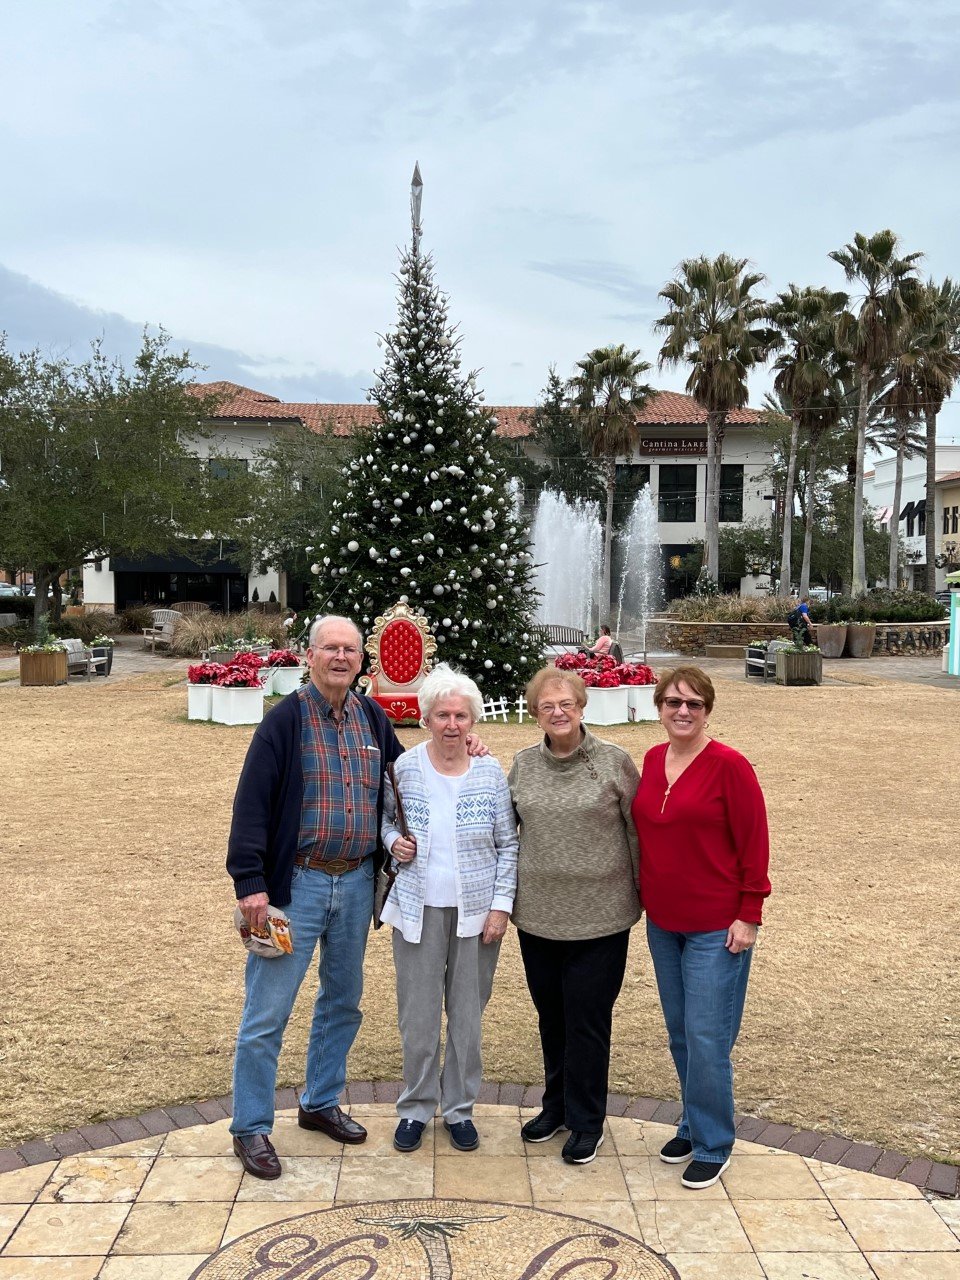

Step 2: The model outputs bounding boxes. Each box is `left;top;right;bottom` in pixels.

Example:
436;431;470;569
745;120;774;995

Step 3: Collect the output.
662;696;706;712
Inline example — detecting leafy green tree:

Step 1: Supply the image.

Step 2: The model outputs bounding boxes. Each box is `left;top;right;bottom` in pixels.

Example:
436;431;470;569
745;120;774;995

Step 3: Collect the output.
527;366;603;506
239;421;347;588
655;253;774;587
829;230;924;596
0;332;227;624
309;206;539;697
568;344;653;624
679;519;777;583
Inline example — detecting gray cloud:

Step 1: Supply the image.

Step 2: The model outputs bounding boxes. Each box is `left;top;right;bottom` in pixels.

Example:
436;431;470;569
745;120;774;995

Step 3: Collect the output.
0;266;368;402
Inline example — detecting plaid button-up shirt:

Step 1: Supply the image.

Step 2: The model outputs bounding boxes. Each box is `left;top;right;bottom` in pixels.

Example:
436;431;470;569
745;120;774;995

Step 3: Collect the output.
296;683;381;866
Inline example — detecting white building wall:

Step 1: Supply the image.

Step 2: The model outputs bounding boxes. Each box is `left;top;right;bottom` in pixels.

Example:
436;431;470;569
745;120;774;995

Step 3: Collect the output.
863;445;960;589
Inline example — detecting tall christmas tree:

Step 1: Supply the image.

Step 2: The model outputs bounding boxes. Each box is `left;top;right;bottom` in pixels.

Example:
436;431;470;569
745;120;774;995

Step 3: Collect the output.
309;167;540;697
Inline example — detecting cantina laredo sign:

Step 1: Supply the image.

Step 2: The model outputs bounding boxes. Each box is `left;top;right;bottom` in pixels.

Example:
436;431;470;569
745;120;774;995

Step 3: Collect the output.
639;437;706;455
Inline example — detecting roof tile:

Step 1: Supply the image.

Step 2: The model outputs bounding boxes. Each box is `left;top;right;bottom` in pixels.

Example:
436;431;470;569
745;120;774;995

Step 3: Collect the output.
190;383;758;441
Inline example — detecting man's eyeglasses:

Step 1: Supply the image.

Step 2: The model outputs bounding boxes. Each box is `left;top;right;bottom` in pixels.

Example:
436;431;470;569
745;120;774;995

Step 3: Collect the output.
319;644;361;658
537;701;579;715
662;696;706;712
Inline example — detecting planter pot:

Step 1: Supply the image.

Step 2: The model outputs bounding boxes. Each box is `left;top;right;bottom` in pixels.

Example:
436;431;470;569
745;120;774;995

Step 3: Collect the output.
583;686;630;725
844;624;877;659
270;665;305;696
187;683;213;720
210;685;264;726
19;650;68;686
626;685;657;722
816;623;848;659
259;668;275;696
90;645;113;676
775;650;823;686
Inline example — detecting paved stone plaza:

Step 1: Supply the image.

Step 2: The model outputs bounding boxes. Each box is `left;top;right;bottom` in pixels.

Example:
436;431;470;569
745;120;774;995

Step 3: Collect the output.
2;1104;958;1278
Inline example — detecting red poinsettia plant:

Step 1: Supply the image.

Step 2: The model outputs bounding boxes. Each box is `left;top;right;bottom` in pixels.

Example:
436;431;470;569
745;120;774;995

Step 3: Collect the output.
230;651;264;671
552;653;657;688
188;662;228;685
216;663;264;688
263;649;301;667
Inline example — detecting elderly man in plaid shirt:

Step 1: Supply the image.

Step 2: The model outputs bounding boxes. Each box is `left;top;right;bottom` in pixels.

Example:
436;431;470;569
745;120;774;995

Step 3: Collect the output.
226;615;405;1179
226;614;486;1180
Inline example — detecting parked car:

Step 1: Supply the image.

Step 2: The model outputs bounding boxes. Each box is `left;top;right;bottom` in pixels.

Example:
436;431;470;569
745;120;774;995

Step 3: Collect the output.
0;583;24;597
935;589;957;609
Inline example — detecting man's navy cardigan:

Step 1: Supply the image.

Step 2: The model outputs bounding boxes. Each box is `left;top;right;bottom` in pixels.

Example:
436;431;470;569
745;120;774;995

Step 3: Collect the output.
226;690;404;907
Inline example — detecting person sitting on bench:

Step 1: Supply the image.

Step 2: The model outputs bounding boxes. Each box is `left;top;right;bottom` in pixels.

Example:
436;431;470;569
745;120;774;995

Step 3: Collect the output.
579;625;613;659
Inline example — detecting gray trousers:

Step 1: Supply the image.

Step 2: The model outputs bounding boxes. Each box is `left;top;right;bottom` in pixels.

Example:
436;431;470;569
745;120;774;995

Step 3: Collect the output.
393;906;501;1124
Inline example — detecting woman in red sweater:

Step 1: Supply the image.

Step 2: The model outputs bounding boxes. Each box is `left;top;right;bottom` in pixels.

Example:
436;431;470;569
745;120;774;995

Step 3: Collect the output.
631;665;770;1190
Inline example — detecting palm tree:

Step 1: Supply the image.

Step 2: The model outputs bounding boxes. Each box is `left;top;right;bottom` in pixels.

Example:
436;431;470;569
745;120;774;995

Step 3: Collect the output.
914;279;960;593
876;344;932;587
655;254;774;585
568;344;653;624
829;230;924;597
766;286;849;595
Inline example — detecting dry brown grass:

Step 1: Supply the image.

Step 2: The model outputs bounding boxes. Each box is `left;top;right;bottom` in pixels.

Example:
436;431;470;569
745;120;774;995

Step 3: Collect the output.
2;675;958;1161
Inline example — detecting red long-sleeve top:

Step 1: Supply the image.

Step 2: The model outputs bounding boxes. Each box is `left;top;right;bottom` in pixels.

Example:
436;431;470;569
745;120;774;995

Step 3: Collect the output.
631;739;771;932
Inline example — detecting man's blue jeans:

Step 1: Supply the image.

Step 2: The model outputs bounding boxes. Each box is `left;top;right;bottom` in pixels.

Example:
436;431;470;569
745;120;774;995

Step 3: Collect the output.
231;860;375;1137
646;919;753;1163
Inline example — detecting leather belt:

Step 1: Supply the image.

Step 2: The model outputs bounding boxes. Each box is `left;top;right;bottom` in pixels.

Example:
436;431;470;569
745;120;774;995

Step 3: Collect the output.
303;855;367;876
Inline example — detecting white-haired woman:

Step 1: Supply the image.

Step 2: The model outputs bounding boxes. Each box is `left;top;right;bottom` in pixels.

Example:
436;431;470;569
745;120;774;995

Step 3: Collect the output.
382;663;518;1154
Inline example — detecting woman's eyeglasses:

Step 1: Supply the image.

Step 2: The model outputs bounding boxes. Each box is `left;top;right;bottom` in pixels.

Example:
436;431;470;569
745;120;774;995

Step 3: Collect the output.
662;696;706;712
537;701;579;715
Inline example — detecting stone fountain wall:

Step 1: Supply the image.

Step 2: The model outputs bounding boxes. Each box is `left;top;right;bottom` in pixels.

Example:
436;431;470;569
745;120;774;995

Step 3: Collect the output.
646;619;950;657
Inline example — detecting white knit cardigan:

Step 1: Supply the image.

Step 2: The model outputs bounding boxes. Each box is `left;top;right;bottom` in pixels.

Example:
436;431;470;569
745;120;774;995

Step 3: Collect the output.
381;743;518;943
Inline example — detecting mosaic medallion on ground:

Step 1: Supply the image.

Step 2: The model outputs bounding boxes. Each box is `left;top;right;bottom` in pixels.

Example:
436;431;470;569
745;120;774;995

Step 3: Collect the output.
191;1197;679;1278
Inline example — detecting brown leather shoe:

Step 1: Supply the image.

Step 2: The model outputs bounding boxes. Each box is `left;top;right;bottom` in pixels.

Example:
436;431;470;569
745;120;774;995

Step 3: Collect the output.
298;1104;367;1144
232;1133;281;1179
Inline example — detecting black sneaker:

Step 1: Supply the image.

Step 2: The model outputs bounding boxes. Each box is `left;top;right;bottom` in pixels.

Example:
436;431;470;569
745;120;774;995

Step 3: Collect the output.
681;1157;731;1189
561;1131;604;1164
520;1112;567;1143
659;1137;694;1164
393;1119;426;1152
444;1119;479;1151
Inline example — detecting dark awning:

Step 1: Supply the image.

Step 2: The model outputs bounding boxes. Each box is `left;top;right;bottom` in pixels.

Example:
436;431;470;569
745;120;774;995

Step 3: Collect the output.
111;543;243;574
899;501;915;521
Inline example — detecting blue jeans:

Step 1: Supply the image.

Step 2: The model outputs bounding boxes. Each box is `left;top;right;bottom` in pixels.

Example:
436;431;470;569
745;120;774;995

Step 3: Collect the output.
231;860;375;1136
646;919;752;1163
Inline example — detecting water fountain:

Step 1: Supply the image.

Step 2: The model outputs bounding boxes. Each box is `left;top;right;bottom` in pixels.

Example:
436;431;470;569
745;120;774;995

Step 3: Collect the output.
616;487;663;661
530;490;603;634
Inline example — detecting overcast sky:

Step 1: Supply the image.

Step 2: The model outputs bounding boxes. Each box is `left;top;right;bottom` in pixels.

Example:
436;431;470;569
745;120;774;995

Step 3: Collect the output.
3;0;960;439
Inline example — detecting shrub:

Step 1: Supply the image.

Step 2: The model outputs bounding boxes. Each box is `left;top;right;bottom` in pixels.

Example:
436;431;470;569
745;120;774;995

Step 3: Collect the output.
119;604;157;633
812;591;947;624
51;611;122;644
169;610;291;657
0;596;36;621
668;593;793;623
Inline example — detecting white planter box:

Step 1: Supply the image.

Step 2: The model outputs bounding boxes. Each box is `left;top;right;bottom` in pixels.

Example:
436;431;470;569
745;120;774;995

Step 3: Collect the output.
210;686;265;726
187;684;212;721
583;686;630;726
626;685;658;722
259;668;275;696
270;665;305;696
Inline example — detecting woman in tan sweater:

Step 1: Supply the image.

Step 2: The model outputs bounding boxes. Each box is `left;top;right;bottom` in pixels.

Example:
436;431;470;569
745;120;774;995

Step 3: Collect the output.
507;666;640;1165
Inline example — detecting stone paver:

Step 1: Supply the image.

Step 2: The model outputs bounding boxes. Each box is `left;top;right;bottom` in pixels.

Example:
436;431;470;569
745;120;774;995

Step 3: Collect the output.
1;1108;955;1277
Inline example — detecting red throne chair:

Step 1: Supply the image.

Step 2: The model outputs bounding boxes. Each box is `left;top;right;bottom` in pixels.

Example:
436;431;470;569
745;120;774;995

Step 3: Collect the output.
359;602;437;723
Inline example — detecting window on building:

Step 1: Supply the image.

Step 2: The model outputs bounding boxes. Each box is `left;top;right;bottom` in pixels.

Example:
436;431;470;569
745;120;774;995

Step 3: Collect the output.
917;507;926;537
905;504;915;538
945;508;952;535
615;463;651;489
953;506;959;535
208;457;250;482
657;464;697;523
719;464;744;522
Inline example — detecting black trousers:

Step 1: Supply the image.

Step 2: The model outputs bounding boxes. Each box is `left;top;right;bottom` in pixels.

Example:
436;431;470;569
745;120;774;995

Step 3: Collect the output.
518;928;630;1132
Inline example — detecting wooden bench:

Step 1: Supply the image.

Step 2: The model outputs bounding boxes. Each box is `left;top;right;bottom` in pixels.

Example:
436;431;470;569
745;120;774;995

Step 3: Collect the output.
59;638;108;680
142;608;182;652
540;624;588;648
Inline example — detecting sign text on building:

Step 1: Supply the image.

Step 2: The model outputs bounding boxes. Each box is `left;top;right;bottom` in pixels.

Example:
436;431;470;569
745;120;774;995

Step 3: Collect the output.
639;437;706;455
